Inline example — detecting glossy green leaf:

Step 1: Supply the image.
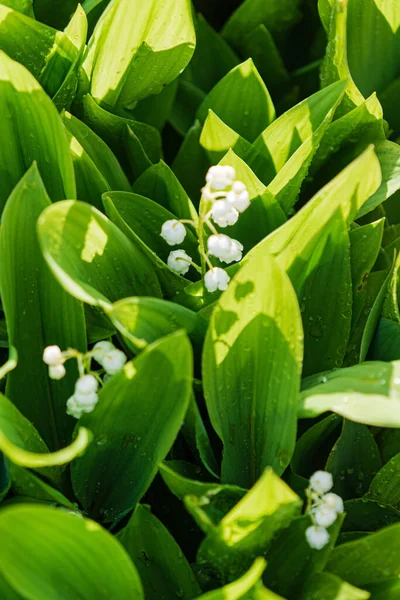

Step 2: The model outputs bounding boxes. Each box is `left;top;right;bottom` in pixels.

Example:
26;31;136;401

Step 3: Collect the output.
194;559;281;600
10;464;75;507
81;93;162;170
299;360;400;427
172;120;209;201
123;125;153;180
222;0;301;49
62;112;131;192
342;498;400;533
203;251;303;487
263;514;344;599
197;59;275;143
197;468;302;582
1;0;33;16
37;199;162;308
0;166;86;449
132;160;198;222
118;504;201;599
104;296;207;352
0;504;144;599
326;523;400;586
72;331;193;521
200;110;252;164
366;452;400;509
357;141;400;218
302;573;370;600
132;80;178;131
83;0;195;108
325;420;381;500
0;51;75;212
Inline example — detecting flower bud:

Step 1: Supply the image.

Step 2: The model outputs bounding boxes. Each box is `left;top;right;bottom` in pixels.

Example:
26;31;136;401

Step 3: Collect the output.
309;470;333;494
167;249;192;275
305;526;330;550
211;200;239;227
204;267;230;292
102;349;127;376
49;364;66;380
43;345;63;366
160;220;187;245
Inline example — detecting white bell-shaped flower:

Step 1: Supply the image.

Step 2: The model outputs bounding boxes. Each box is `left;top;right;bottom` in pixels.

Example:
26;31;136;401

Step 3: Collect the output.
75;374;98;396
322;493;344;514
92;340;115;365
49;364;66;380
211;199;239;227
309;470;333;494
102;349;127;376
160;220;187;246
313;506;337;528
66;395;82;419
167;249;192;275
227;181;250;213
305;526;330;550
43;345;63;366
206;165;236;191
204;267;230;292
207;234;243;264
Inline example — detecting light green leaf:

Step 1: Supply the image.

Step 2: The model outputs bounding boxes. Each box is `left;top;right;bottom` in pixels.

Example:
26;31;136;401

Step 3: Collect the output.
83;0;195;108
197;469;302;582
197;59;275;143
302;573;370;600
200;110;252;164
10;464;75;507
0;51;75;211
118;504;201;600
299;360;400;427
1;0;33;16
357;141;400;218
0;505;144;599
0;166;85;449
71;331;193;521
203;251;303;486
37;199;162;307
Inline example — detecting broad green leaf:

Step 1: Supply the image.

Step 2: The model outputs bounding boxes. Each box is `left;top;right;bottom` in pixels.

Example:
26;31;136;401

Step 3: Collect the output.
245;81;348;187
82;93;162;170
299;360;400;427
239;25;290;92
132;80;178;130
222;0;301;49
172;120;209;201
345;0;400;99
200;110;252;164
366;452;400;509
366;579;400;599
371;317;400;361
1;0;33;16
0;504;144;599
342;498;400;533
263;514;344;598
203;252;303;487
10;464;75;507
197;469;302;582
181;397;220;479
102;192;194;298
37;199;162;307
0;166;85;448
0;51;75;211
357;141;400;218
188;13;239;93
132;161;198;222
159;461;246;533
197;59;275;143
83;0;195;108
62;112;131;192
104;297;207;352
169;79;205;136
302;573;370;600
72;331;193;521
326;523;400;586
311;94;385;174
194;559;281;600
123;125;153;180
325;420;381;499
118;504;201;599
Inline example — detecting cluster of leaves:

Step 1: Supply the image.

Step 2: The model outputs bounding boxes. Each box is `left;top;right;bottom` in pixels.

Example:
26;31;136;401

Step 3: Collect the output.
1;0;400;598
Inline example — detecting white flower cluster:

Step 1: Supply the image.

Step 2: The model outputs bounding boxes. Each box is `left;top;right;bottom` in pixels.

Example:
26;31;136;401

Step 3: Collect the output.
43;340;127;419
160;166;250;293
305;470;344;550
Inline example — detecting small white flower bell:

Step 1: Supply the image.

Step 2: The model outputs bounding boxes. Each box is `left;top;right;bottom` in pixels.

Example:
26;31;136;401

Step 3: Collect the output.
43;345;63;366
305;526;330;550
102;349;127;376
211;199;239;227
227;181;250;213
66;395;82;419
309;471;333;494
204;267;230;292
167;249;192;275
322;493;344;514
313;506;337;528
160;220;186;245
75;375;98;396
206;165;236;191
207;234;243;264
49;364;66;380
